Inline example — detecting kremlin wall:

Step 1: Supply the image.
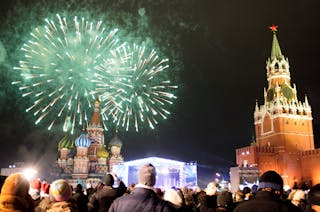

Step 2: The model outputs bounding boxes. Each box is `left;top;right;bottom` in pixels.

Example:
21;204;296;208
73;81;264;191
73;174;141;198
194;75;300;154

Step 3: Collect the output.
230;26;320;192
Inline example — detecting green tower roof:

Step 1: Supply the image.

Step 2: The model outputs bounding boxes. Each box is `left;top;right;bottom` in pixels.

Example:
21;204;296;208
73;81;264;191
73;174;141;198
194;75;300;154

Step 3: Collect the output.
58;133;74;150
270;25;283;60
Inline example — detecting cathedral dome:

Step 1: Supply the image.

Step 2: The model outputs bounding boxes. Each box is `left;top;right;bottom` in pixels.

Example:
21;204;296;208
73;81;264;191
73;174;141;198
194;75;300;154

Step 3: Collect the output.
75;133;91;147
108;135;122;147
58;133;74;150
97;146;109;158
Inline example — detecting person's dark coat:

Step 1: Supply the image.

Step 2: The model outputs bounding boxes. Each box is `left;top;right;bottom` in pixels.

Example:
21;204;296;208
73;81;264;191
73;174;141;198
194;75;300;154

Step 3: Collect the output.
88;181;126;212
108;187;175;212
72;189;88;212
234;190;300;212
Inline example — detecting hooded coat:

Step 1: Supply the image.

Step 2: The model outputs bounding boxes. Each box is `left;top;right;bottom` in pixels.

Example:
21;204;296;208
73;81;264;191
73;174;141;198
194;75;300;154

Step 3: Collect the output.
0;173;35;212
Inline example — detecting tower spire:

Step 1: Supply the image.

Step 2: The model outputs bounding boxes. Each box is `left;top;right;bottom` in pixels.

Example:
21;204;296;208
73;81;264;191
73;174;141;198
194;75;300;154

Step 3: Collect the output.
90;99;101;126
270;25;283;61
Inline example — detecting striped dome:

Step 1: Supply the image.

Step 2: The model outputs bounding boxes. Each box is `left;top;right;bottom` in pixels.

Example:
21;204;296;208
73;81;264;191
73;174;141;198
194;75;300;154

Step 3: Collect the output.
58;133;74;150
75;133;90;147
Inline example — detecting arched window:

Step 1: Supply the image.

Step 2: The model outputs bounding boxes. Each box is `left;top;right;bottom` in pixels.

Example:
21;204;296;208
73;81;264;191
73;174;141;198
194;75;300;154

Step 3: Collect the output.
263;113;272;133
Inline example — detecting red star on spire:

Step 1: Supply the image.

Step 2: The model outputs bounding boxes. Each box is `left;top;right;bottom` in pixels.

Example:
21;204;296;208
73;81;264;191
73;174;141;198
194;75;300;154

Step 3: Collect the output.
269;24;278;32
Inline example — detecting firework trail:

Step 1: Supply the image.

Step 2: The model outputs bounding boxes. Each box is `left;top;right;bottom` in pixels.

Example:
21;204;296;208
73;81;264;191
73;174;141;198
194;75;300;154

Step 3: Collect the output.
94;43;178;132
12;14;122;133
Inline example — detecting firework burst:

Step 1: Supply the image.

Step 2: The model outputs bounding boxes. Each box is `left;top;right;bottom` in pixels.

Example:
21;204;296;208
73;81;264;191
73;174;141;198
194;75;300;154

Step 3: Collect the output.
94;43;178;132
12;14;122;133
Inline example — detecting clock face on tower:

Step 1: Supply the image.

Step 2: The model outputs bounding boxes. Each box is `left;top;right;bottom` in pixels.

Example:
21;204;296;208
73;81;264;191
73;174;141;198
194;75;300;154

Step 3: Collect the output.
281;85;293;100
267;88;275;102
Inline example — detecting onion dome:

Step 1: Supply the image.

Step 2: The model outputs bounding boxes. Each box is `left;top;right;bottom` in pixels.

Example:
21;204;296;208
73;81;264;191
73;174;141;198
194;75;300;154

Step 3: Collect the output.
96;146;109;158
75;133;91;147
58;133;74;150
108;135;122;148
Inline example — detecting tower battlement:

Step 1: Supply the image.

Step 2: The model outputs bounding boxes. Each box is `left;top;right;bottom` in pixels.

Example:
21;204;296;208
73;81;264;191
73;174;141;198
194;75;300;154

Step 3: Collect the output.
301;149;320;157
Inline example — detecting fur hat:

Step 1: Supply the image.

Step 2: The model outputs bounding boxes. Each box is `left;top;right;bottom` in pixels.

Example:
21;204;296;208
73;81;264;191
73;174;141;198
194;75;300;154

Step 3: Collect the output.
138;163;156;187
49;179;72;202
258;170;283;191
0;173;33;211
217;191;233;207
103;174;114;186
163;188;184;208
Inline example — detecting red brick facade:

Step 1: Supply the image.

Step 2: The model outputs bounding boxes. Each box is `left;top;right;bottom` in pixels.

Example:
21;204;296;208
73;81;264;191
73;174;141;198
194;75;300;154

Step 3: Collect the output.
234;28;320;188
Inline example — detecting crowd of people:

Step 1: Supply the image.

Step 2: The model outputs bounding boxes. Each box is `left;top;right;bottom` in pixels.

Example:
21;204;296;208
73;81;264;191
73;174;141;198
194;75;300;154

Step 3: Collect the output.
1;164;320;212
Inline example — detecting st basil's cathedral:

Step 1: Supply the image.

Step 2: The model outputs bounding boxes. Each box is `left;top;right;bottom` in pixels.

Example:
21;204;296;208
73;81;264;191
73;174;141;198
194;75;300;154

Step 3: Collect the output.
55;100;124;188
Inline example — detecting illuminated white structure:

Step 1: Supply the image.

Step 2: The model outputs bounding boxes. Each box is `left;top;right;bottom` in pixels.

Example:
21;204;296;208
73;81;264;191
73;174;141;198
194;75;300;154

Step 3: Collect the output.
113;157;197;189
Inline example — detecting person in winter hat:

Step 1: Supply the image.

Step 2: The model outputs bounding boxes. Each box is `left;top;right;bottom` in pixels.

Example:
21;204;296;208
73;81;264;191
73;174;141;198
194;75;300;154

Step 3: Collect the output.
194;182;217;212
234;170;300;212
29;178;42;207
88;173;126;212
0;173;35;212
72;184;88;212
40;182;50;198
109;163;175;212
50;179;72;202
138;163;157;186
44;179;77;212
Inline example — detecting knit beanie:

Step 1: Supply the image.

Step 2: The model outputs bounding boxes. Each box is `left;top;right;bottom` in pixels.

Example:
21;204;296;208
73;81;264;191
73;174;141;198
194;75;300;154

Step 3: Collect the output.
138;163;156;187
0;173;33;211
103;174;114;186
258;170;283;191
49;179;72;202
309;184;320;206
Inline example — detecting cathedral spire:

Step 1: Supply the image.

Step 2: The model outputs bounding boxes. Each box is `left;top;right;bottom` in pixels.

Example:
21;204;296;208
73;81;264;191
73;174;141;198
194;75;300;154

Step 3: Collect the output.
90;99;101;126
270;25;283;61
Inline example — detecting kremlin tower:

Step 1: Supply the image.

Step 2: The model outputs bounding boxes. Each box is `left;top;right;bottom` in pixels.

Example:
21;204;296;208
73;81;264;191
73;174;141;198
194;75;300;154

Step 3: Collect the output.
231;25;320;191
56;99;124;187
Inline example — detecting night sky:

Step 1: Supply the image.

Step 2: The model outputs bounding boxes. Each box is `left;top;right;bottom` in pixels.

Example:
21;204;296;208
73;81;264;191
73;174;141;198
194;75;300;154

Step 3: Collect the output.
1;0;320;186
